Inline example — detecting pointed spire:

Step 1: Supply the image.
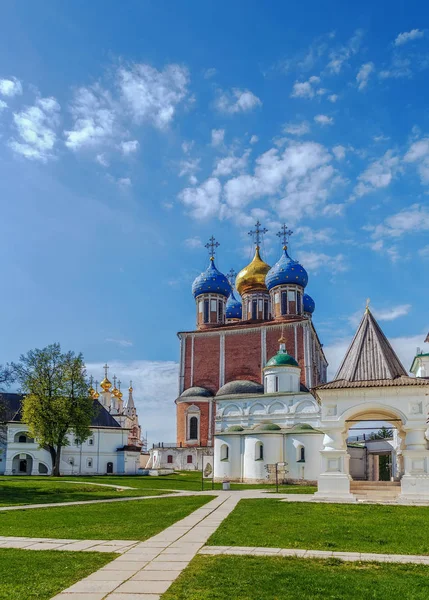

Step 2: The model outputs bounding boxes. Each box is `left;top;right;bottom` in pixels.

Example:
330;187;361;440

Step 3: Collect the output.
127;380;135;410
278;326;286;352
93;380;100;399
335;308;408;382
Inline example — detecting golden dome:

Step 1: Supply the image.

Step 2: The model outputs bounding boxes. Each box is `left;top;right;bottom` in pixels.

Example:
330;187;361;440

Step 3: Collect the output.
88;386;95;398
236;247;271;296
100;377;111;392
93;391;100;399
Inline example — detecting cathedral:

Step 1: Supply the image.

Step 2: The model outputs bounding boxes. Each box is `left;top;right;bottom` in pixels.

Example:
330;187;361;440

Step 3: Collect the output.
151;221;429;502
0;366;143;476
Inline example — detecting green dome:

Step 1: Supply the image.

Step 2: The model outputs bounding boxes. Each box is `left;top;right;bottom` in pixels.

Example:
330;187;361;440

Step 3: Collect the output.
227;425;244;432
265;349;299;368
254;422;281;431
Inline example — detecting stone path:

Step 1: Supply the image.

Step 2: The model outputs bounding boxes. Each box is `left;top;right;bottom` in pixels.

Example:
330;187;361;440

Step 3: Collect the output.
0;536;140;553
51;494;240;600
199;545;429;564
62;481;136;490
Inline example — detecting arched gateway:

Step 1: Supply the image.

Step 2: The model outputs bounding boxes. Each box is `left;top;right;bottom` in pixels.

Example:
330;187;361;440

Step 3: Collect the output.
314;308;429;502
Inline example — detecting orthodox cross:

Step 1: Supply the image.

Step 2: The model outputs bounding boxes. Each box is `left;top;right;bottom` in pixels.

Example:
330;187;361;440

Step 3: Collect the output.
95;380;99;393
112;375;117;389
227;268;237;287
277;224;293;249
248;221;268;247
129;380;133;390
89;375;94;387
117;379;121;392
365;298;371;312
103;363;109;378
205;235;220;259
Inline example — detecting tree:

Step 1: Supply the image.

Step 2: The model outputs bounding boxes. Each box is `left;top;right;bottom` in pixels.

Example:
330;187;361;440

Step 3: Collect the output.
0;364;13;446
11;344;94;476
376;426;393;439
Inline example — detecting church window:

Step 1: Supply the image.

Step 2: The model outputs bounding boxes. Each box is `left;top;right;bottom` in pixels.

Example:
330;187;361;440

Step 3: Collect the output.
211;299;217;312
18;435;26;443
69;457;75;466
167;455;173;464
281;292;288;315
288;290;295;301
88;437;94;446
198;300;203;314
218;300;223;323
187;455;193;464
38;463;48;474
297;445;305;462
203;300;209;323
297;292;302;314
252;300;257;320
220;444;229;461
189;416;198;440
263;300;269;320
275;376;279;392
255;442;264;461
87;458;93;468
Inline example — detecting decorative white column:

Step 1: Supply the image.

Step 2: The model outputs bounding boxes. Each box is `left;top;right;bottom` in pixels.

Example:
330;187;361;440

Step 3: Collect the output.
315;426;356;501
399;426;429;502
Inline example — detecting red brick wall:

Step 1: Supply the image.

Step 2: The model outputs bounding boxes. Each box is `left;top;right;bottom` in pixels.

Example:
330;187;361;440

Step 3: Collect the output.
225;330;262;383
176;401;212;447
265;326;306;386
192;335;220;393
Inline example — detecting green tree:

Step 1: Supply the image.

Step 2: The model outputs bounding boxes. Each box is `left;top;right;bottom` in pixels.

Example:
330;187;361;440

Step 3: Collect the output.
376;426;393;439
11;344;94;476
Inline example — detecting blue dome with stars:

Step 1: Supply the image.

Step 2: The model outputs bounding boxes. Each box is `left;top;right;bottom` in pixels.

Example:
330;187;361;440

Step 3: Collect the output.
192;259;231;299
265;248;308;290
226;290;242;319
303;293;315;314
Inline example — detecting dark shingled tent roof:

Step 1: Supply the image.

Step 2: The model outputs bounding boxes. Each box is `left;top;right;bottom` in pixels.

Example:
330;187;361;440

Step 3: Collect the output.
316;308;424;390
0;393;121;428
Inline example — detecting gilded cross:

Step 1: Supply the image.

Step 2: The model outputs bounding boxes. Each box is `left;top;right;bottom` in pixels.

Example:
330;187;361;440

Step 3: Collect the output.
103;363;109;378
205;235;220;258
277;224;293;248
248;221;268;247
227;268;237;287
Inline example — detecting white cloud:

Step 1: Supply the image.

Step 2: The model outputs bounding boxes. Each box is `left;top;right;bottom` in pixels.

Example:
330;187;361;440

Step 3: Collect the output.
250;135;259;144
96;153;109;167
368;203;429;239
0;99;7;111
332;145;346;160
353;150;400;198
212;150;250;177
394;29;424;46
347;304;412;328
404;137;429;183
290;75;321;99
118;177;131;187
203;67;217;79
184;236;203;249
215;88;262;114
211;128;225;147
296;250;347;274
314;114;334;126
87;360;179;443
328;94;338;103
179;177;222;219
356;62;375;90
326;29;364;74
294;226;335;244
9;96;60;161
105;338;133;347
0;77;22;97
118;63;189;128
224;141;338;223
179;157;200;179
120;139;139;155
65;85;116;150
283;121;310;136
181;140;194;154
419;245;429;258
373;135;390;143
379;56;412;79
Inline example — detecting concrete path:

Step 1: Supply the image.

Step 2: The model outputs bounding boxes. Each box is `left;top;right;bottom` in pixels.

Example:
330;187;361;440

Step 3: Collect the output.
51;494;240;600
199;545;429;564
62;481;136;490
0;536;140;553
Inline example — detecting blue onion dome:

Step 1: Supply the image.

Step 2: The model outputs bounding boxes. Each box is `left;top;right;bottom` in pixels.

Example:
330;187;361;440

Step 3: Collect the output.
265;248;308;290
226;290;242;319
192;258;231;299
303;293;315;314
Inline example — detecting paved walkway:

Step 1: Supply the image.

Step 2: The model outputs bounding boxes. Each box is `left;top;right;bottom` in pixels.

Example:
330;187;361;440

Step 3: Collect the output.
51;494;240;600
199;545;429;564
0;536;140;553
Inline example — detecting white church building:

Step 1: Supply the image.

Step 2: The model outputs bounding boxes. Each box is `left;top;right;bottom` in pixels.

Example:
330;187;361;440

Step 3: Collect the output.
0;367;144;476
213;308;429;502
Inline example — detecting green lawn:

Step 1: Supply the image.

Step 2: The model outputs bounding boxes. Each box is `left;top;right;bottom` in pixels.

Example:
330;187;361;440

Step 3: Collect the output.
0;495;213;540
163;555;429;600
0;548;114;600
0;477;170;506
208;499;429;555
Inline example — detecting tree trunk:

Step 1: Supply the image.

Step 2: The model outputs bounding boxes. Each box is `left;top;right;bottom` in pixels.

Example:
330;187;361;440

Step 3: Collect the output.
53;444;62;477
48;445;57;476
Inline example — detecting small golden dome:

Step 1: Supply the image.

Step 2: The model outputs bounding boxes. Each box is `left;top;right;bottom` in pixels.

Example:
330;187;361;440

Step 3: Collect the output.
100;377;111;392
236;247;271;296
112;387;120;397
117;390;123;400
93;391;100;399
88;386;95;397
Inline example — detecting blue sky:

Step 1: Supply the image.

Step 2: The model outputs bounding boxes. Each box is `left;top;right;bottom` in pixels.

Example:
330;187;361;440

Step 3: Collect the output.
1;1;428;441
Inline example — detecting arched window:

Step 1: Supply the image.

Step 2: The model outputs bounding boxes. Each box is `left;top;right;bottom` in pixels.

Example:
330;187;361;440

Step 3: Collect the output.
220;444;229;461
255;442;264;461
297;445;305;462
189;416;198;440
167;455;173;464
187;455;193;464
38;463;48;474
300;447;305;461
18;435;26;443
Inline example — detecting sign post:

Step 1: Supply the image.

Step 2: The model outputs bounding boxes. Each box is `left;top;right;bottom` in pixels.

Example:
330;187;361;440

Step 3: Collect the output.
264;462;289;492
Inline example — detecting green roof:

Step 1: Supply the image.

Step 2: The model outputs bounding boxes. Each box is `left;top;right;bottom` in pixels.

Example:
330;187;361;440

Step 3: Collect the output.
254;422;281;431
265;350;299;368
227;425;244;432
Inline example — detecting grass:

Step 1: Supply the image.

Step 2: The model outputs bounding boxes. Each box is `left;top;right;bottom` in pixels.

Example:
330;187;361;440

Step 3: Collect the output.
208;499;429;555
0;548;114;600
163;555;429;600
0;495;213;540
0;477;171;506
